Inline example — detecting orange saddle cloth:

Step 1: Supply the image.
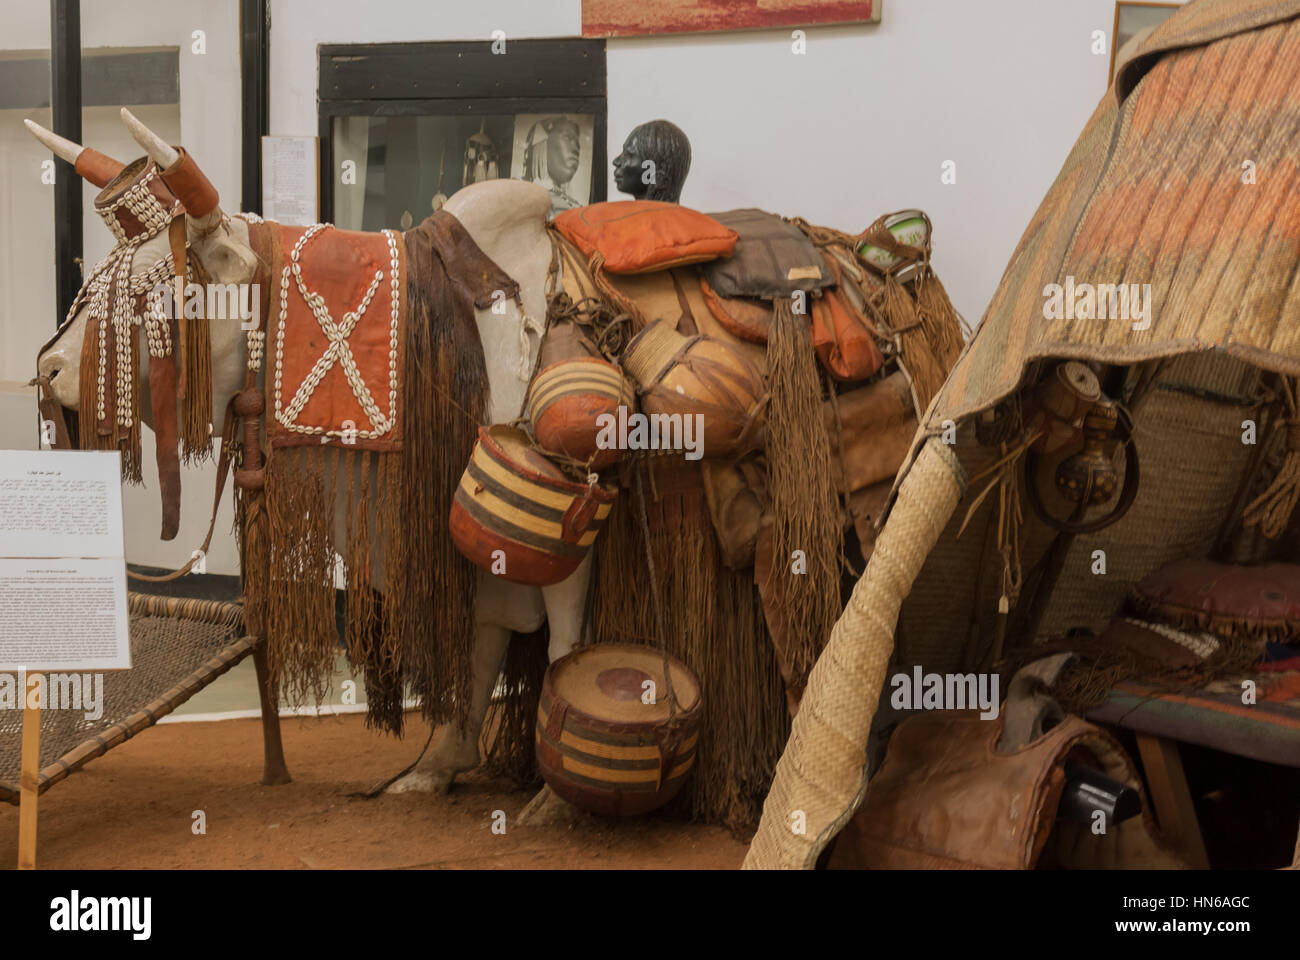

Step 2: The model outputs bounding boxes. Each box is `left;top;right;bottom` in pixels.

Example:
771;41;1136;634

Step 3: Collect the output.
268;223;407;451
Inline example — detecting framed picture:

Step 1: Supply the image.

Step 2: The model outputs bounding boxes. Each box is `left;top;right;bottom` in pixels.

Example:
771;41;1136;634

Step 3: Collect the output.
510;114;597;218
582;0;881;38
317;40;607;230
1110;2;1182;85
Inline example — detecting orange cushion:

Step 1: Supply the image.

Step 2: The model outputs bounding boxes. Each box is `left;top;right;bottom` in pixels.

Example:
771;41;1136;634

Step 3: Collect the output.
553;201;738;275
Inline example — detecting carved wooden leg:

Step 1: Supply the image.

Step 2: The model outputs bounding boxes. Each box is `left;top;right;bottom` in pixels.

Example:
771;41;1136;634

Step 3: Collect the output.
253;641;291;786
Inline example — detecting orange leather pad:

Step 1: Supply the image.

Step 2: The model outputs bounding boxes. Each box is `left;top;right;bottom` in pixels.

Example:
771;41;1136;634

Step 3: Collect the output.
269;224;406;451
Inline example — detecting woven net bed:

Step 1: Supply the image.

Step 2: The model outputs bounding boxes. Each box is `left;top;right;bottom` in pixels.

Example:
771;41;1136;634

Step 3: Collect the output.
0;592;253;804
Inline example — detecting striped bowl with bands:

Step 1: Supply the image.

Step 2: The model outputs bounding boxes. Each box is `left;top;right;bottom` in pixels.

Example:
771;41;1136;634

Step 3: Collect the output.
536;642;703;816
525;357;635;470
449;424;617;586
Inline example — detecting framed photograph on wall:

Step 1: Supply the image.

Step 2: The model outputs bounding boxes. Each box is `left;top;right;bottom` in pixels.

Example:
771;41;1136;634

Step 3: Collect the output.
318;40;607;230
1110;2;1183;85
510;114;596;218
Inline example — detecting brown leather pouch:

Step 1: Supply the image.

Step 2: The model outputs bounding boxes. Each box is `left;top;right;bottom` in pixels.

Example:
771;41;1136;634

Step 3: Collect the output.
827;712;1185;869
699;276;772;345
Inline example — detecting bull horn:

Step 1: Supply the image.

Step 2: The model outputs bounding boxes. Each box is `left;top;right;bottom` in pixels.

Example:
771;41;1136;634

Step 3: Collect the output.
120;107;220;219
24;118;124;188
120;107;180;169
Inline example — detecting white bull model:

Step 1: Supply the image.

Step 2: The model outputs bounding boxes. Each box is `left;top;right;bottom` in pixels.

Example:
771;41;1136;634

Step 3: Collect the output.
31;109;587;809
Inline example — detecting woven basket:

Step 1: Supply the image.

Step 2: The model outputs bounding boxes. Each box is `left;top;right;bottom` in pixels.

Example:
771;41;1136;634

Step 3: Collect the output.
449;425;617;586
525;357;636;471
623;317;691;385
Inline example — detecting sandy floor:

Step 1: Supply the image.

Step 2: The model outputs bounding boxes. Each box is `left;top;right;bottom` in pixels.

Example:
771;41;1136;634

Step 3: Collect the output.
0;713;747;870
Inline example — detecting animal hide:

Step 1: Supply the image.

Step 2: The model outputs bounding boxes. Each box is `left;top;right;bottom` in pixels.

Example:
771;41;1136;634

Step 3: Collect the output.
267;224;407;451
259;211;516;736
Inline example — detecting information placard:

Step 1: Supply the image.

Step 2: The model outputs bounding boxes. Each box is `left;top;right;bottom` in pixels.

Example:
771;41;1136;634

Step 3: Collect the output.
262;135;320;225
0;450;130;671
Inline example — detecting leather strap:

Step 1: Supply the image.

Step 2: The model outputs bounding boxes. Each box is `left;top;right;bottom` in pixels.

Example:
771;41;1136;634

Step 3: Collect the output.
545;695;569;744
169;216;189;402
28;376;71;449
149;339;183;541
560;485;601;544
127;394;237;583
670;270;698;336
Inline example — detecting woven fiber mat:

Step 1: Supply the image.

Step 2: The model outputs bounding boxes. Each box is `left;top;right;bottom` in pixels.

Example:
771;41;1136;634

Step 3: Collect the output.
0;593;253;804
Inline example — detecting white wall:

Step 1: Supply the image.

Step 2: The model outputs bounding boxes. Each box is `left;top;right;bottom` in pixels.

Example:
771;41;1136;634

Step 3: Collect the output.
2;0;1139;574
269;0;1123;327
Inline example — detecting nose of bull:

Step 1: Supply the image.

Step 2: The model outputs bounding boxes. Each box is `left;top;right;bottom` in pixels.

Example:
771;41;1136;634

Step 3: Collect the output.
37;348;79;409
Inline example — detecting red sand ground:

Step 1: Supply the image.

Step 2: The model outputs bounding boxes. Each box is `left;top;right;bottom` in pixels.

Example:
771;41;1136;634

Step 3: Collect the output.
0;714;747;869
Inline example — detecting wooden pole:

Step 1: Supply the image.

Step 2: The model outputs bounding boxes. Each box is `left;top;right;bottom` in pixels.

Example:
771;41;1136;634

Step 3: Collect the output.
17;672;41;870
50;0;83;329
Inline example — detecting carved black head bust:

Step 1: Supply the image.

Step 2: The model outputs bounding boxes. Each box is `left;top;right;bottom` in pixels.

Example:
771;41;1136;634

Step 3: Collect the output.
613;120;691;204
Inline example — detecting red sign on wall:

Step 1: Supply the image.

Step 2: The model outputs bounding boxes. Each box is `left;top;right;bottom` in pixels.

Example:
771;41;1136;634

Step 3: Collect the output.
582;0;880;39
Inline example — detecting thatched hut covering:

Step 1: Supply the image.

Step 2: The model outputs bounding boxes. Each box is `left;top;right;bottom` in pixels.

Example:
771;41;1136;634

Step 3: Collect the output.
746;0;1300;869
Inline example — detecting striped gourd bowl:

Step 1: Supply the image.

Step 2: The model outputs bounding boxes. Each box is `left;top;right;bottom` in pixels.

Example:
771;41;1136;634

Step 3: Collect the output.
525;357;636;471
449;425;617;586
537;642;703;816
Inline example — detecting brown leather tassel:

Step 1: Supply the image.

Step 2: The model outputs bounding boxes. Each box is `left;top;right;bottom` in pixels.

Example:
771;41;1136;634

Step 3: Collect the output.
765;297;843;682
78;317;103;451
390;214;497;735
343;451;376;668
121;321;144;484
180;308;213;463
913;264;966;373
479;624;550;787
875;273;945;414
585;484;789;837
264;446;337;706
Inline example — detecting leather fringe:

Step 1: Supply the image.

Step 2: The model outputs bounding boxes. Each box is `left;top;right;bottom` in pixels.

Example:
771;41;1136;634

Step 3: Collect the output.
235;482;271;641
876;273;946;415
912;265;966;382
764;298;843;684
388;218;493;735
121;323;144;483
264;445;340;706
480;625;550;787
588;251;646;331
77;316;102;452
590;484;789;836
180;309;213;463
180;253;215;464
